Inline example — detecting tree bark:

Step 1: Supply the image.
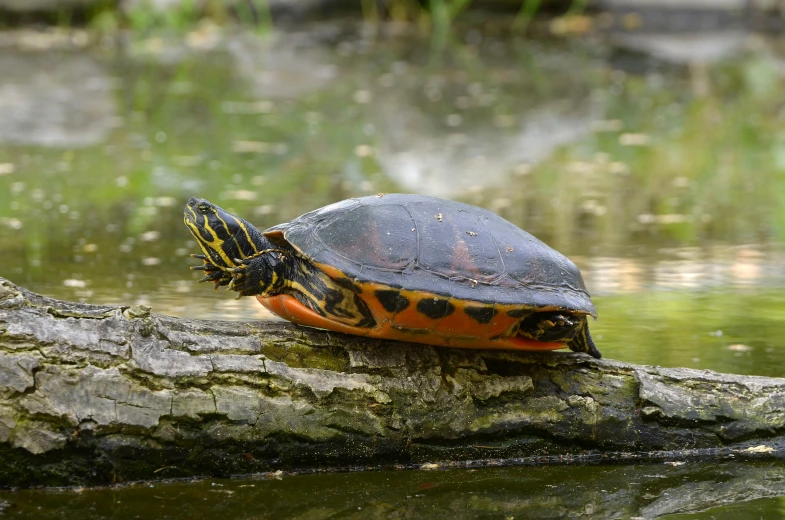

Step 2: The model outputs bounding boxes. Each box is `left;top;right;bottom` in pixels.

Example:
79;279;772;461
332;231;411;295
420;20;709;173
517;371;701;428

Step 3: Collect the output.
1;276;784;488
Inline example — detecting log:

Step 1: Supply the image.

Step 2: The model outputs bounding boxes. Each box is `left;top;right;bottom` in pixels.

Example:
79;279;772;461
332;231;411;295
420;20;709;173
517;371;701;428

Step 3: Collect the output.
1;276;784;488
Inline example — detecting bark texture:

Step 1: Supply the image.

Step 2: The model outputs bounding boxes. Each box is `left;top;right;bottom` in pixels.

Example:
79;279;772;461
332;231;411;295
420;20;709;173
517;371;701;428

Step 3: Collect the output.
1;276;784;488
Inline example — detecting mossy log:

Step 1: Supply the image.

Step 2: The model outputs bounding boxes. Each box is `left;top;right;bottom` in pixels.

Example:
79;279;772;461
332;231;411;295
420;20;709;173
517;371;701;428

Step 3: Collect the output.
1;276;784;488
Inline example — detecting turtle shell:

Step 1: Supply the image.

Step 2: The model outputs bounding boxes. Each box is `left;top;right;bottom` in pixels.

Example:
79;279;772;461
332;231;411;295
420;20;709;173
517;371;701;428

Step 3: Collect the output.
264;194;595;316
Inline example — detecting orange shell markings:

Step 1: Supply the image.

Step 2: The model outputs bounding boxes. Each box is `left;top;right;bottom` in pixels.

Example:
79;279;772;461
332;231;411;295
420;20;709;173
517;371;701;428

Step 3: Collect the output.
258;294;565;351
261;261;567;351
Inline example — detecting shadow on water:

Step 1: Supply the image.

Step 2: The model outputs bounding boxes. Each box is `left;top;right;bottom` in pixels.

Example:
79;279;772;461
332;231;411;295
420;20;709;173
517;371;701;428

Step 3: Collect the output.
1;462;785;519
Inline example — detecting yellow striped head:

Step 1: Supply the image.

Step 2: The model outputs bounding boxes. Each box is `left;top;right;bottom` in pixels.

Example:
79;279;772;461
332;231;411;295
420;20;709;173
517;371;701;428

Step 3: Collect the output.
183;197;263;270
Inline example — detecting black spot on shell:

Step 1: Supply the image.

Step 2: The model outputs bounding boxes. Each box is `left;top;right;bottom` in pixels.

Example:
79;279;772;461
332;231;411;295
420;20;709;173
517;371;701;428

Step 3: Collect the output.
464;306;497;324
507;308;532;318
374;290;409;313
416;298;455;320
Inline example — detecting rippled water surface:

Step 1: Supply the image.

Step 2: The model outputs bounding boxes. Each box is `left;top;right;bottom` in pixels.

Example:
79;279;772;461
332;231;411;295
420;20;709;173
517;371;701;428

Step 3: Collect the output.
1;15;785;517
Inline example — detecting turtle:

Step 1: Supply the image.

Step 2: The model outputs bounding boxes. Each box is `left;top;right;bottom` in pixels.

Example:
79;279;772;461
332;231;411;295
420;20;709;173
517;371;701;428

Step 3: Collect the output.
183;193;601;358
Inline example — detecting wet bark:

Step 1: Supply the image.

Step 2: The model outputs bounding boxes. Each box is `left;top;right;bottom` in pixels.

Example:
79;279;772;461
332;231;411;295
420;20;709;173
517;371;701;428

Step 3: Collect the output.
1;276;784;488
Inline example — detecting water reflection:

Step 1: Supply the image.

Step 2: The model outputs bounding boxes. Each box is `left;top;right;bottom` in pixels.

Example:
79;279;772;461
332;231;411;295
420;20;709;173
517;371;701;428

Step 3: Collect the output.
612;31;748;66
584;245;783;295
0;50;116;147
227;33;339;99
375;91;598;197
1;462;784;519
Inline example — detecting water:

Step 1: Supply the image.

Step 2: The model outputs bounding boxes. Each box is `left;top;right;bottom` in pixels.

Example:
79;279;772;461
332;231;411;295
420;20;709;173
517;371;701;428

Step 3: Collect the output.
2;462;785;519
1;16;785;517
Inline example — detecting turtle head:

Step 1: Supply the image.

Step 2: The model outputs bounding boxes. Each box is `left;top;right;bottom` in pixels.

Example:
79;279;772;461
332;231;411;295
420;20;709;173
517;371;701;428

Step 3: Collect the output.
183;197;267;270
184;197;287;296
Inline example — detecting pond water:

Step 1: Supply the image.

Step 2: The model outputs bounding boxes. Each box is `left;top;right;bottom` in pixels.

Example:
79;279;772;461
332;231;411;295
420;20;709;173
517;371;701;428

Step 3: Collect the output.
1;14;785;518
2;462;785;519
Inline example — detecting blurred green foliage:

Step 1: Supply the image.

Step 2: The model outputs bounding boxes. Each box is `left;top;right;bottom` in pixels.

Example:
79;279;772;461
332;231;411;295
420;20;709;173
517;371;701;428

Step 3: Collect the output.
77;0;578;36
2;32;783;248
477;53;785;251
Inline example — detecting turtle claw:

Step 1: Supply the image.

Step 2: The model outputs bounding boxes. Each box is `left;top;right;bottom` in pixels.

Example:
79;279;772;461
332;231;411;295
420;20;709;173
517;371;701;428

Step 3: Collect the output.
188;250;263;297
223;264;248;293
189;253;234;289
194;265;232;291
229;274;246;292
190;257;222;276
198;273;225;285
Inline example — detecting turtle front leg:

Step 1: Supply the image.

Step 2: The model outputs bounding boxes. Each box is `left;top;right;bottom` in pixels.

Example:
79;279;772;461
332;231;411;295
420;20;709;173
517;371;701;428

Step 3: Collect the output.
226;252;287;299
190;254;233;290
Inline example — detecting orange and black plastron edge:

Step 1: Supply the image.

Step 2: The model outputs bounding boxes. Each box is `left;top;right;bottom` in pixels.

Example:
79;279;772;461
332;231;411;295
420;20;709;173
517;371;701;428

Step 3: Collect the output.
258;290;566;352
